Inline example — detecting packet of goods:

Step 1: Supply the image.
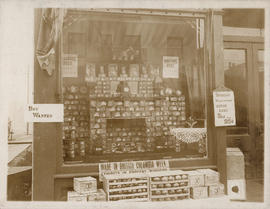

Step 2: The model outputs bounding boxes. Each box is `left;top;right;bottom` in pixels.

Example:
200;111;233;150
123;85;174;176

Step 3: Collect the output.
208;183;224;197
190;186;208;199
74;176;97;194
196;169;220;186
185;170;204;187
87;189;106;201
67;191;88;201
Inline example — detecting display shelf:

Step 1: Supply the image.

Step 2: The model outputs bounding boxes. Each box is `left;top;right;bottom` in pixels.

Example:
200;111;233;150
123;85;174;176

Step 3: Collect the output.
103;173;149;201
149;170;190;201
109;192;148;198
150;186;189;190
108;180;148;185
88;96;165;101
109;185;148;191
116;198;148;202
150;193;189;199
150;180;188;185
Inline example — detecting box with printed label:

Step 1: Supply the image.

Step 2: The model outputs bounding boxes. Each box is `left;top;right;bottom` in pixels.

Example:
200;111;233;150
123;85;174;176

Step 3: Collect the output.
74;176;97;194
186;170;204;187
227;179;246;200
67;191;88;201
208;183;224;197
87;189;106;201
190;186;208;199
197;169;220;186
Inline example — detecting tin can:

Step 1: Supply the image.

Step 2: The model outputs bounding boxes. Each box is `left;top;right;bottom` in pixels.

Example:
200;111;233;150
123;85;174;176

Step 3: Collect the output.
67;150;75;158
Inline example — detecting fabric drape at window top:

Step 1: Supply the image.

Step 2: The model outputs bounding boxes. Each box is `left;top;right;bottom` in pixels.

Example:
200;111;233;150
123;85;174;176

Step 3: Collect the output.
36;8;66;76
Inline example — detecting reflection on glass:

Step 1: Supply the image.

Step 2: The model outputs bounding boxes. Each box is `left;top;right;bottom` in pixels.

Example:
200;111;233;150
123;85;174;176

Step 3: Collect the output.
224;49;248;127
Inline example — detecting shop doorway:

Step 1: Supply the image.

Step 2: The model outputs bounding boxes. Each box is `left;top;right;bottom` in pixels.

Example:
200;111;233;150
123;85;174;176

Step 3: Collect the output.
223;41;264;180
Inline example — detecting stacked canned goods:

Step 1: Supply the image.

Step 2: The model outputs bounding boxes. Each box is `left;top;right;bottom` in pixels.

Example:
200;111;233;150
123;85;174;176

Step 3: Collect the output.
62;85;89;161
147;95;186;152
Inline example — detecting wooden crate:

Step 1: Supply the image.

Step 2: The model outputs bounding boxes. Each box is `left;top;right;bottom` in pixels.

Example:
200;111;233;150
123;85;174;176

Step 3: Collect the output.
149;170;189;201
67;191;88;201
87;189;106;201
196;169;220;186
74;176;97;194
226;147;245;180
103;173;149;201
185;170;204;187
190;186;208;199
208;183;224;197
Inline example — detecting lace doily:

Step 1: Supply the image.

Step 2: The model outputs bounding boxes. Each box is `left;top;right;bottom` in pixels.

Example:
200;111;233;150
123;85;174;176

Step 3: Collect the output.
170;128;207;143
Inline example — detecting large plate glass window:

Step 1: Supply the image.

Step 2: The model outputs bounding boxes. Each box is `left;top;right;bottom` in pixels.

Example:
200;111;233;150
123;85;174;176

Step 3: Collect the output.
60;11;208;164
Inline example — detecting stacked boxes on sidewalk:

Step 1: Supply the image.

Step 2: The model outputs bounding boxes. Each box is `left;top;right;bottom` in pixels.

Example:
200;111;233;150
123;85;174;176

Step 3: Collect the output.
187;170;207;199
226;148;246;200
67;169;224;201
67;176;106;201
187;169;224;199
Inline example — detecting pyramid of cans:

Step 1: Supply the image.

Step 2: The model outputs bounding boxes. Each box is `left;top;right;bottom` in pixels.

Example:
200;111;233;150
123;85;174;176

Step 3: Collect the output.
67;176;106;201
62;85;89;160
148;95;186;152
88;96;186;154
88;66;154;98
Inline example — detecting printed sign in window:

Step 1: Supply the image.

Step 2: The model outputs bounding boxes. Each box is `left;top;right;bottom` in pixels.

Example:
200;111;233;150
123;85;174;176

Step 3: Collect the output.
163;56;179;78
62;54;78;77
213;90;236;127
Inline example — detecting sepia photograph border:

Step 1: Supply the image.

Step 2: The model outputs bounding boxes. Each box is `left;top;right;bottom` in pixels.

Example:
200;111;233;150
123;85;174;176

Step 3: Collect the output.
0;0;269;209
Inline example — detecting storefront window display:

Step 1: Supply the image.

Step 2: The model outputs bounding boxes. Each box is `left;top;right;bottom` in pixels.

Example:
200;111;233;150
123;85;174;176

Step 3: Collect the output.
61;11;208;163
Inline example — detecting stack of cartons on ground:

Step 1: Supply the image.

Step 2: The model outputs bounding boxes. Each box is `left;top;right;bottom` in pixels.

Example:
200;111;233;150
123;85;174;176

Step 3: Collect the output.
67;176;106;201
187;169;224;199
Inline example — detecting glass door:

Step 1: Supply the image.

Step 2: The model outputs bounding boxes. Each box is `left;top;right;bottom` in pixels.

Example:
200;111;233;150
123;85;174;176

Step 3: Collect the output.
223;42;264;180
252;44;264;179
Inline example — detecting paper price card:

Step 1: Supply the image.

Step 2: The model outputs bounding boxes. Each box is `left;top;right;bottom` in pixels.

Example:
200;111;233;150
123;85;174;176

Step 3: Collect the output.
163;56;179;78
213;90;236;127
25;104;63;122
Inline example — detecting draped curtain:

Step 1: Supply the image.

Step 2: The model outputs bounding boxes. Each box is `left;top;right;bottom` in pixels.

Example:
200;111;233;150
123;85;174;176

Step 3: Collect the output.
36;8;66;76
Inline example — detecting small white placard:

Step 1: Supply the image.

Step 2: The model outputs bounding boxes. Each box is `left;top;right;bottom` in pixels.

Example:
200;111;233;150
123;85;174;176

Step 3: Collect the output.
163;56;179;78
213;90;236;127
25;104;63;122
62;54;78;77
